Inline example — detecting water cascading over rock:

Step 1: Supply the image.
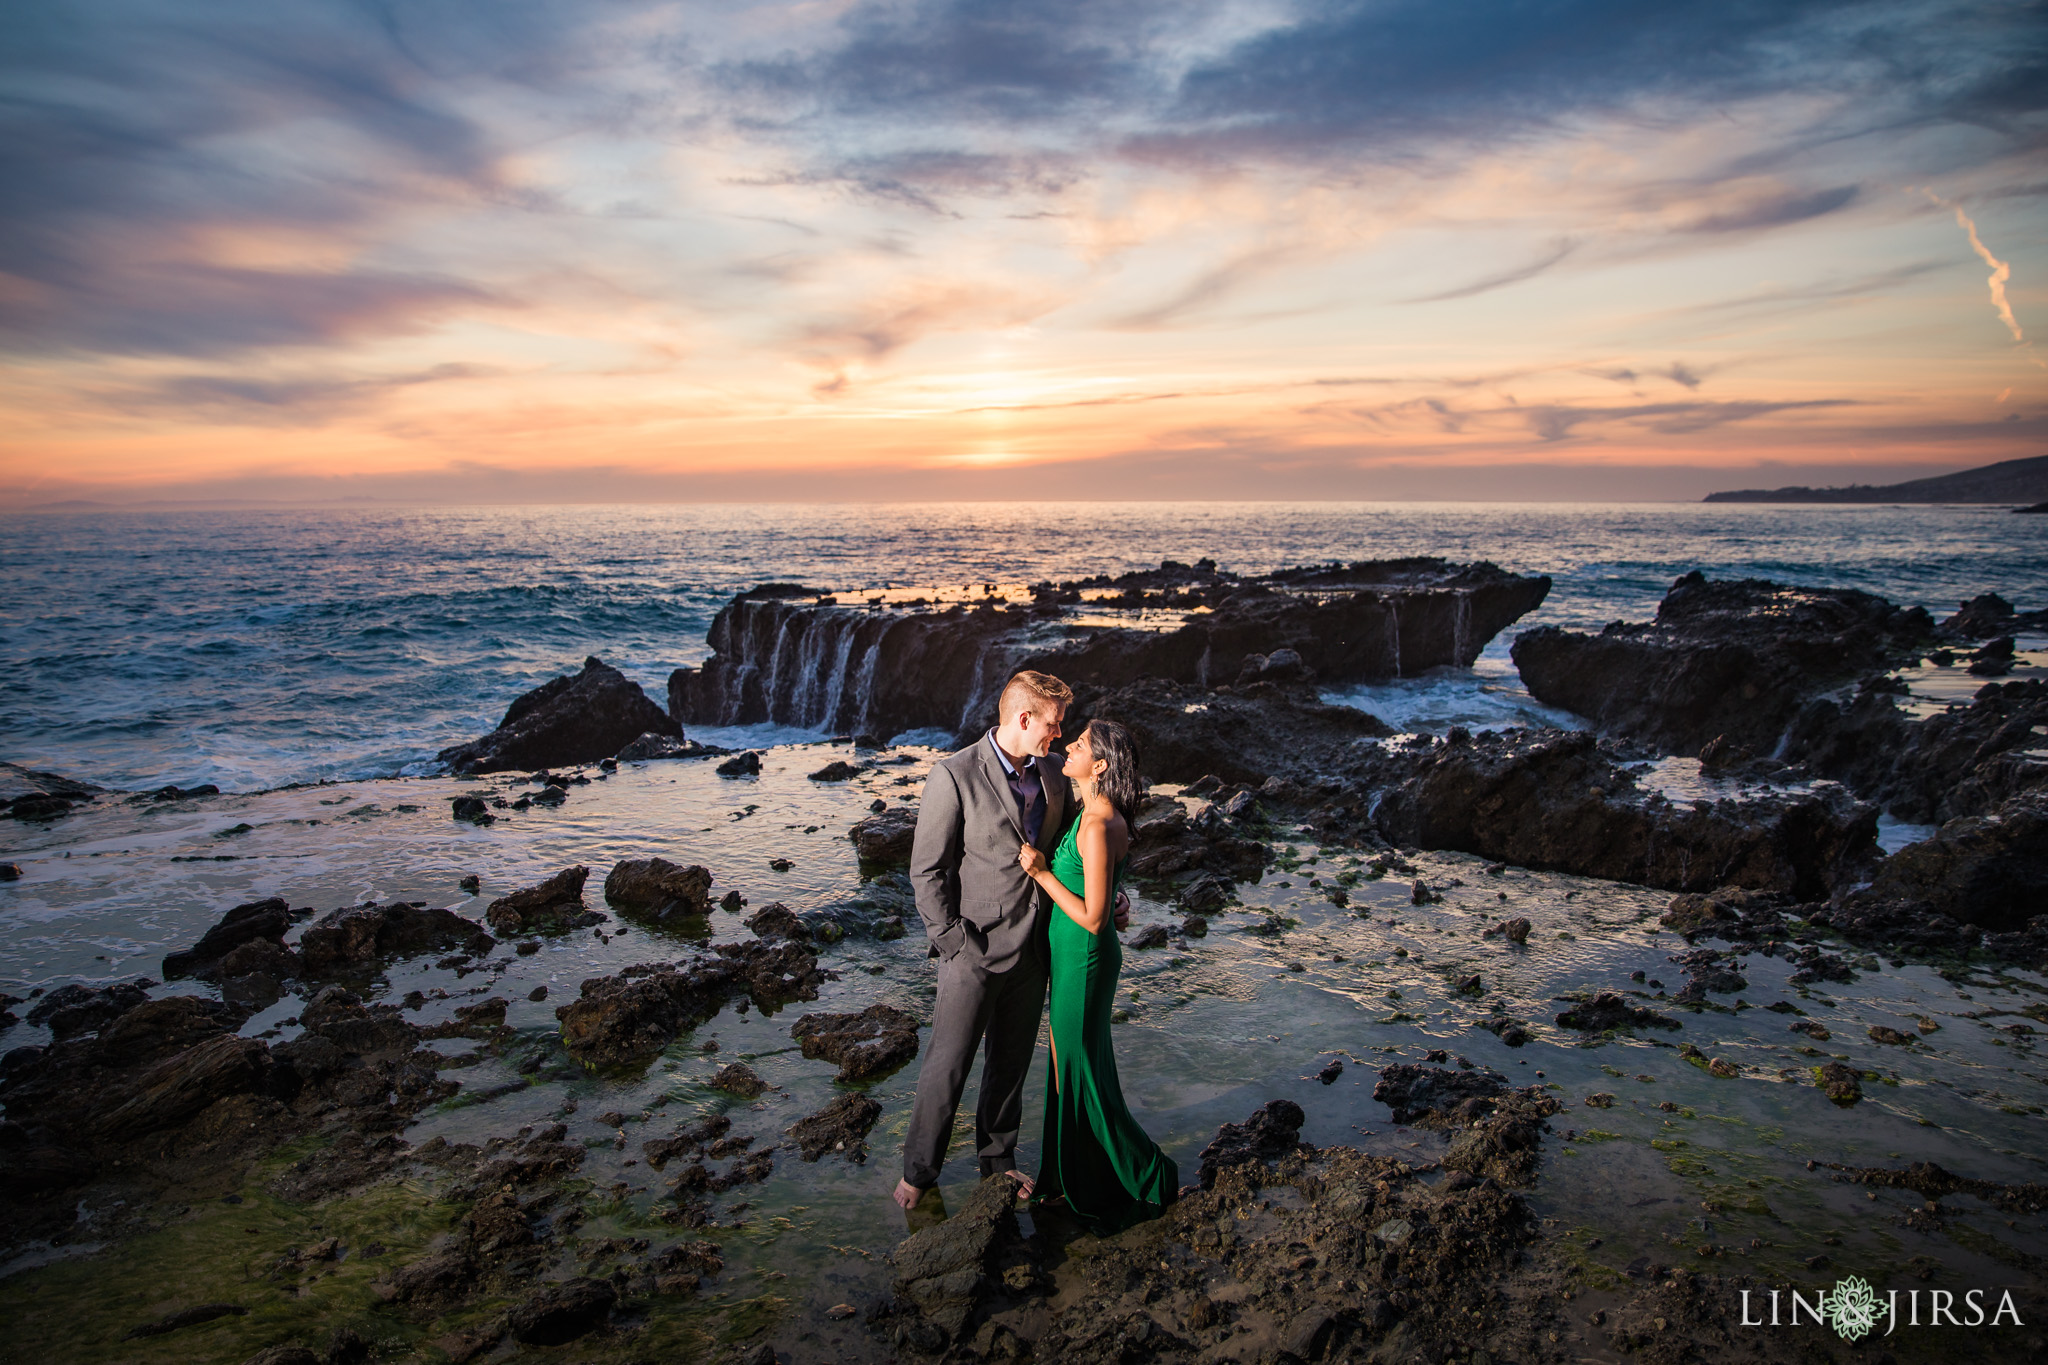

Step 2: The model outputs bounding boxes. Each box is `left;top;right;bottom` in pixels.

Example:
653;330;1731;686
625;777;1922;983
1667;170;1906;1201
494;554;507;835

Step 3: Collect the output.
667;559;1551;742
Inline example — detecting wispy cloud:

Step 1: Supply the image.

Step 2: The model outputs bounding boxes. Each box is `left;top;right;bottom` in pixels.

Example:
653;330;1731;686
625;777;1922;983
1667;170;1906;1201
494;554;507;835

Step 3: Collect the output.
1403;239;1577;304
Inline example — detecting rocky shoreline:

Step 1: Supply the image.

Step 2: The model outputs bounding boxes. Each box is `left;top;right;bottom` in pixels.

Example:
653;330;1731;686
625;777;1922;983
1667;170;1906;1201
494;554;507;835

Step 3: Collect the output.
1;561;2044;1363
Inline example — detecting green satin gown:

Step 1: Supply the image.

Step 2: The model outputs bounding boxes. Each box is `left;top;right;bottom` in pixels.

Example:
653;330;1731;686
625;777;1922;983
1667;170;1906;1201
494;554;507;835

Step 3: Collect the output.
1034;815;1179;1231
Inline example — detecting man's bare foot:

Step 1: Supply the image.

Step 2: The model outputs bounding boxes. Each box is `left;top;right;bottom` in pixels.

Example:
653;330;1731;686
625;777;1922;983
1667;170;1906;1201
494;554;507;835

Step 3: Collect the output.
893;1178;928;1211
1002;1169;1036;1199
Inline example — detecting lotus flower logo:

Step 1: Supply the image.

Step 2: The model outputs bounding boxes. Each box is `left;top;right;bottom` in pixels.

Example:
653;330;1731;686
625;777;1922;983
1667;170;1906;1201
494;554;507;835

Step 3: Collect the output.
1826;1276;1881;1342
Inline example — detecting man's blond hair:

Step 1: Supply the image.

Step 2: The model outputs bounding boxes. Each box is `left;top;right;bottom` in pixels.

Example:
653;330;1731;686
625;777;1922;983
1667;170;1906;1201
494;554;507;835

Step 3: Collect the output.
998;670;1072;723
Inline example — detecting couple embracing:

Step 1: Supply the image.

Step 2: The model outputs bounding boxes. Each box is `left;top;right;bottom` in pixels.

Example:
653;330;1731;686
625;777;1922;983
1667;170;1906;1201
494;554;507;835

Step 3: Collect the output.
894;670;1179;1232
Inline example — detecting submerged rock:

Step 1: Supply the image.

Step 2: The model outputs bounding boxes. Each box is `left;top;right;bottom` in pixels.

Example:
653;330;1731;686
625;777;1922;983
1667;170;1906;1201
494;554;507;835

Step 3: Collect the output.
485;865;600;934
555;961;737;1068
1372;1063;1509;1126
787;1092;882;1162
1554;992;1681;1033
790;1003;921;1082
708;1062;769;1097
439;656;681;775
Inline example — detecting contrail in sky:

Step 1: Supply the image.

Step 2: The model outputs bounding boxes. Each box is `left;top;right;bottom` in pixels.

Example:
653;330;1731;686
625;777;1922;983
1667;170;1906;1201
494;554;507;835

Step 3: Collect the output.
1919;188;2022;340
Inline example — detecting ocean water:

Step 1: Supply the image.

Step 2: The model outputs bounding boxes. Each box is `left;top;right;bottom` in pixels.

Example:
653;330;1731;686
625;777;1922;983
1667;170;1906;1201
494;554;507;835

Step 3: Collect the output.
2;501;2044;792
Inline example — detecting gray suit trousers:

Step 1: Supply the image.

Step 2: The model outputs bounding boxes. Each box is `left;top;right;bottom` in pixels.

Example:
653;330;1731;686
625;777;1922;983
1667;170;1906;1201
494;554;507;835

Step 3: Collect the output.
900;948;1048;1189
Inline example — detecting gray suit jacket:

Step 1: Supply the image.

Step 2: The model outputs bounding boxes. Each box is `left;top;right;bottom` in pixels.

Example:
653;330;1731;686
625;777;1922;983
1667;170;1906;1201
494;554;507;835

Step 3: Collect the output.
910;736;1067;974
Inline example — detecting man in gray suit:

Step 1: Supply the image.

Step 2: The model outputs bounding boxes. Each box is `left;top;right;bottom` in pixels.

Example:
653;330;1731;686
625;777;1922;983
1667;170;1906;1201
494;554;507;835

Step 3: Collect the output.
896;669;1113;1209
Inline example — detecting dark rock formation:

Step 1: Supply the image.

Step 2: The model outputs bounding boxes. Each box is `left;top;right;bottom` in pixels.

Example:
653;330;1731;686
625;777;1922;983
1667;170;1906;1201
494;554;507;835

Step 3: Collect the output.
891;1173;1036;1342
615;732;721;762
1362;727;1875;898
1554;992;1681;1033
602;857;713;921
1512;572;1932;756
508;1278;615;1344
297;902;494;976
849;806;918;865
26;980;155;1040
1372;1063;1509;1126
484;865;599;934
708;1062;768;1097
808;759;865;781
1122;791;1272;903
791;1003;921;1082
555;939;830;1068
1084;676;1391;784
1194;1098;1308;1190
670;559;1548;741
1441;1087;1563;1186
0;763;102;823
716;751;762;777
438;656;680;774
555;961;737;1068
1782;677;2047;825
162;897;296;980
787;1092;882;1162
1823;791;2048;937
714;939;830;1009
880;1098;1571;1365
742;901;808;941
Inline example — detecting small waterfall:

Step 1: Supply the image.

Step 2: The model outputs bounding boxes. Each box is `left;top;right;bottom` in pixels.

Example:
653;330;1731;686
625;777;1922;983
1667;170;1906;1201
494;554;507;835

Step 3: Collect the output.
789;614;836;726
816;617;860;730
1452;592;1472;665
1194;641;1211;687
956;643;1000;735
762;612;798;722
722;662;756;725
1386;600;1403;677
847;637;883;735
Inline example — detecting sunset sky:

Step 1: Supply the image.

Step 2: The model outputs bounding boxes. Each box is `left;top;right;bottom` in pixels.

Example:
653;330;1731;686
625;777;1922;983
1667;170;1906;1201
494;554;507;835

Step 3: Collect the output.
3;0;2045;503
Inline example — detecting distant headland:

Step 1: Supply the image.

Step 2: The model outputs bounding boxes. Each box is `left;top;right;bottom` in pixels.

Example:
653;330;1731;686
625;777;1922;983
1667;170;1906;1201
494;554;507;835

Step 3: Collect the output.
1703;453;2048;505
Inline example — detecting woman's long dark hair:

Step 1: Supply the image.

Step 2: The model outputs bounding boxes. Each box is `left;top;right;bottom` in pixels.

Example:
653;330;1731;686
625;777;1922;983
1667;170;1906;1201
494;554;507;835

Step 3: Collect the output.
1081;719;1143;828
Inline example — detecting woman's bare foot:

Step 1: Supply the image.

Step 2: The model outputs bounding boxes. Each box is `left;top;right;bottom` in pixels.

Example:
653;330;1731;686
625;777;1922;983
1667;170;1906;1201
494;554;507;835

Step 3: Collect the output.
893;1178;927;1210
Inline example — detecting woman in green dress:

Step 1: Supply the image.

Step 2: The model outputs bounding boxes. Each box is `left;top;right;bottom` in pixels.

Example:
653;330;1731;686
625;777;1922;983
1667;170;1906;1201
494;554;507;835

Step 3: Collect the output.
1016;719;1179;1231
